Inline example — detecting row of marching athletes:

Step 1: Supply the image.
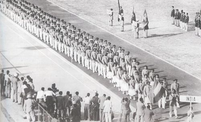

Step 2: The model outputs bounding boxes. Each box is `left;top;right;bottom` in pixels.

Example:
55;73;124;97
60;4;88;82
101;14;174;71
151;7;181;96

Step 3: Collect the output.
0;0;171;109
0;0;145;97
1;0;185;118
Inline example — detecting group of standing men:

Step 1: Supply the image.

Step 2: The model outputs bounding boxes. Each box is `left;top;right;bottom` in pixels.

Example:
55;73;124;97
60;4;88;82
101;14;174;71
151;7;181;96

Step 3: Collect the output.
0;69;36;122
171;6;189;31
36;86;113;122
195;11;201;37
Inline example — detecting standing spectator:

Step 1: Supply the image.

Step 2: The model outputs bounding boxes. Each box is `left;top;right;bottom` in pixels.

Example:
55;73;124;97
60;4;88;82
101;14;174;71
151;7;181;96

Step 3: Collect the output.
24;94;36;122
171;6;175;25
71;104;80;122
36;87;46;103
136;98;145;122
21;80;27;110
63;91;72;120
51;83;59;93
144;105;154;122
83;93;91;120
11;73;19;103
170;79;179;95
56;91;64;120
187;106;194;122
5;70;11;98
17;76;23;105
27;76;34;91
72;91;83;121
0;69;5;96
169;89;179;118
103;96;112;122
120;98;131;122
91;92;100;121
99;94;106;122
45;88;55;115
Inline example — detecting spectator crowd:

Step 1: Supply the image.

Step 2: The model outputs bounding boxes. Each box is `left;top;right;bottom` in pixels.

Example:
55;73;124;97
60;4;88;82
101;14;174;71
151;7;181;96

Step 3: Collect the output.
0;0;196;122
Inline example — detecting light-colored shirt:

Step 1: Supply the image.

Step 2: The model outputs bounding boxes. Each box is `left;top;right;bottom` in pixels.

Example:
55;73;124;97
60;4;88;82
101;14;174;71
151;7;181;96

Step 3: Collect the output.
17;80;22;93
103;100;112;113
4;74;10;81
83;96;91;104
45;90;55;96
36;90;45;100
99;96;106;109
22;84;27;93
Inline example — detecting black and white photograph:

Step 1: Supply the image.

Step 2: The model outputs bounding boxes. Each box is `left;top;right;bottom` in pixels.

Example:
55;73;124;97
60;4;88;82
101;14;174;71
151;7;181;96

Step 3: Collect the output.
0;0;201;122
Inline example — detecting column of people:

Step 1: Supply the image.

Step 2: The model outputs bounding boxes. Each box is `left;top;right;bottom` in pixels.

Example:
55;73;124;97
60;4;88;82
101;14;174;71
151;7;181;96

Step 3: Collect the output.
1;0;161;102
195;11;201;37
171;6;190;31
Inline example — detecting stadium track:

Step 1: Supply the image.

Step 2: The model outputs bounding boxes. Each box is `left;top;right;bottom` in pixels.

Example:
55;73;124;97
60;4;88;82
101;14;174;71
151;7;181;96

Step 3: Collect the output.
24;0;201;96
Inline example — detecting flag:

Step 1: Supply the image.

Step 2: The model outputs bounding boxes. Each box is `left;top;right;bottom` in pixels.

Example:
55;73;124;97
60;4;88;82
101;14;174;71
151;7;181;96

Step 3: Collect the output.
153;83;165;103
118;0;120;13
143;9;147;17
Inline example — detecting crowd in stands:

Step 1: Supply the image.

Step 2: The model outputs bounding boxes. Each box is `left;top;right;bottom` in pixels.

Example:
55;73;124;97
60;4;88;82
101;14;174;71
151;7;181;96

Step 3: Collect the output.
0;0;196;122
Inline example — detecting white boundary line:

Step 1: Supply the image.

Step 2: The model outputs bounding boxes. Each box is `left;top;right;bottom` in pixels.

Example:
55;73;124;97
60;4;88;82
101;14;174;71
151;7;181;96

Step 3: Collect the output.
0;13;125;112
47;0;201;81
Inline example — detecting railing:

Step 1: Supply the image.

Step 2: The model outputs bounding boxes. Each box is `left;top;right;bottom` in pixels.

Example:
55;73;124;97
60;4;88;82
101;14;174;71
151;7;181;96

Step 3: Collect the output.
35;103;59;122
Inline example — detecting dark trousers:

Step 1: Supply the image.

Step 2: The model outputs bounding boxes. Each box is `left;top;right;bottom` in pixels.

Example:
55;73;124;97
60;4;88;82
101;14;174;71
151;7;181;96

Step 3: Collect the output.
1;83;5;95
92;107;99;121
64;107;71;119
46;96;54;115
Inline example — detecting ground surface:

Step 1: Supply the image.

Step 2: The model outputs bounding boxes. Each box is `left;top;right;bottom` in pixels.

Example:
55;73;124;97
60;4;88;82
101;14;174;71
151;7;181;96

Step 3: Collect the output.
49;0;201;80
1;0;201;121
